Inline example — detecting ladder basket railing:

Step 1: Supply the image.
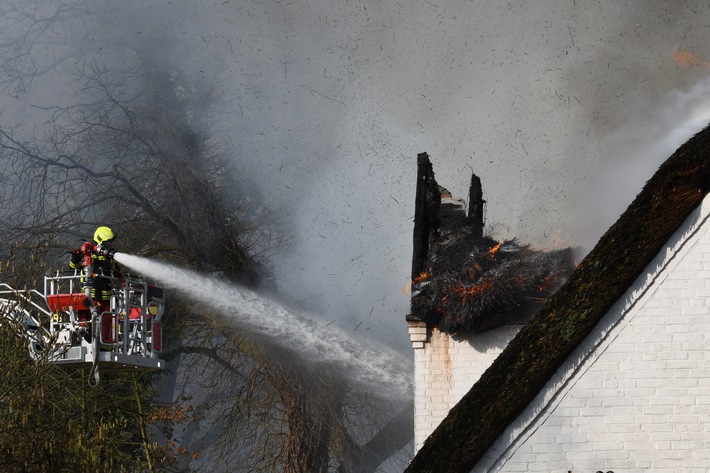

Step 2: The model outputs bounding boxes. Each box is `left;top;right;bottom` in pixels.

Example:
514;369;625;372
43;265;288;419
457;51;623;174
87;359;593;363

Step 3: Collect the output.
44;271;165;358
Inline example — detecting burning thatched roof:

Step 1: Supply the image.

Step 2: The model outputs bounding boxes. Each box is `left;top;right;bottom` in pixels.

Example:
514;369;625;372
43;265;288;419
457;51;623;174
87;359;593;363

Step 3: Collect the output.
408;153;576;334
405;126;710;473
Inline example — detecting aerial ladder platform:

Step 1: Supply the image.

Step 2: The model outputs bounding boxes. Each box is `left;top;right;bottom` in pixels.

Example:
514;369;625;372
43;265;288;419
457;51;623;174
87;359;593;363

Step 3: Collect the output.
0;244;165;385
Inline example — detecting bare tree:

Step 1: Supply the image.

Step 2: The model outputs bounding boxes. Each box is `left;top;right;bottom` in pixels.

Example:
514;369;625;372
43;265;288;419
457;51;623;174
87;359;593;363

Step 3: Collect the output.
0;1;412;471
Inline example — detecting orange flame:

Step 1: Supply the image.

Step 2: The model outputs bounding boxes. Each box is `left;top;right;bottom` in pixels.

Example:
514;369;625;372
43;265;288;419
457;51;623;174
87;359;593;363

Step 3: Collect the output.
450;280;494;300
413;272;430;283
538;276;552;292
401;271;431;295
489;240;504;257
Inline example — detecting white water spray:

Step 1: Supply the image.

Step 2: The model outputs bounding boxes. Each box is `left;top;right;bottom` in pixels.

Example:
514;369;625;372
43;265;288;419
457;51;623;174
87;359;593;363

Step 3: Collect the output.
114;252;412;399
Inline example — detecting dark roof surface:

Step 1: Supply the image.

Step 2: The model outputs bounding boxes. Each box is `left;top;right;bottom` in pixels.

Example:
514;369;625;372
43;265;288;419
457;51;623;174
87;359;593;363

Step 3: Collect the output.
405;124;710;473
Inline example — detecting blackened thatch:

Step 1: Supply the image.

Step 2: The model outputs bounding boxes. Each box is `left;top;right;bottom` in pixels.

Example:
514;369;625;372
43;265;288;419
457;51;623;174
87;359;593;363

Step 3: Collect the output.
405;125;710;473
409;173;576;334
412;235;575;333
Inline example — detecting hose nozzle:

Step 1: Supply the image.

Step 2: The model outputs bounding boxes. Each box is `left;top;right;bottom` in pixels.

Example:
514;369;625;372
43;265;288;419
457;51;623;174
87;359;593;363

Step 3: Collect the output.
95;245;116;259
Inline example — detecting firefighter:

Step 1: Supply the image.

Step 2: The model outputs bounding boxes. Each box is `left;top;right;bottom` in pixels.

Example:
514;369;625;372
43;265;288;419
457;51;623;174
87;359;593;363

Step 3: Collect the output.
69;226;122;309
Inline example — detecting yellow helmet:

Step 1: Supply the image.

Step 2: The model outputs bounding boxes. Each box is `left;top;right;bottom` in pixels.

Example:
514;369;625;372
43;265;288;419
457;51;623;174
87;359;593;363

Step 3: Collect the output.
93;226;116;245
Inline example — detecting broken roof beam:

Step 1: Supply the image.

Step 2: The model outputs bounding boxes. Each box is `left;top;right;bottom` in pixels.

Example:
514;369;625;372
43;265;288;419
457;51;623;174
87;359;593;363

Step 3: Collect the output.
468;174;485;241
411;152;440;280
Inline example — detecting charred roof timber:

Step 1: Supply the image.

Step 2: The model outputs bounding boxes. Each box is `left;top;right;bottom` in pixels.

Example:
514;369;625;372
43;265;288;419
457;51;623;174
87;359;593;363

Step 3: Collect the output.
408;153;576;334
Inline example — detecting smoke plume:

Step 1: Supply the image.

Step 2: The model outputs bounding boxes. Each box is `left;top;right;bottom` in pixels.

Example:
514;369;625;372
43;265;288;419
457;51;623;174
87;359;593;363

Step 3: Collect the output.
2;0;710;355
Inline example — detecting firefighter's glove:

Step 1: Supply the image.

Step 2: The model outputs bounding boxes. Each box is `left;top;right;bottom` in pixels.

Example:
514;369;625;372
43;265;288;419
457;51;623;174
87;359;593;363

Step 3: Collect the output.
70;249;82;266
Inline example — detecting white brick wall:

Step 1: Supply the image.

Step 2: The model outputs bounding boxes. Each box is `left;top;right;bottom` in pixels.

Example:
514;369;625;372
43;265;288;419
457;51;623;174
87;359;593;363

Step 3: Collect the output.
476;195;710;473
408;320;520;451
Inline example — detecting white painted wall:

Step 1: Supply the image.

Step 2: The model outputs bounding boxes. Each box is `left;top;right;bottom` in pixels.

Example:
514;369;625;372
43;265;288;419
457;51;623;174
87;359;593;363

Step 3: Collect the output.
476;194;710;473
408;321;521;452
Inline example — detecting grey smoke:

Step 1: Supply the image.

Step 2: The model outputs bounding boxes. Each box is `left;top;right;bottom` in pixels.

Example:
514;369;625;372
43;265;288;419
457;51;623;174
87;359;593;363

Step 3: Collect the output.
3;1;710;354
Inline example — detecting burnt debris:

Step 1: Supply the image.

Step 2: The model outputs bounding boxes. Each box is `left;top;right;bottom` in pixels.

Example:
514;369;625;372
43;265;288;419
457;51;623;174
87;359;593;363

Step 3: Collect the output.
409;153;576;334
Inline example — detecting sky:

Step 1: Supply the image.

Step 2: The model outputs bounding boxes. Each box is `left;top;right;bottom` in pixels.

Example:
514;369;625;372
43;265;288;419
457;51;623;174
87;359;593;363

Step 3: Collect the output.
4;0;710;354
